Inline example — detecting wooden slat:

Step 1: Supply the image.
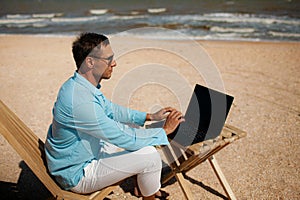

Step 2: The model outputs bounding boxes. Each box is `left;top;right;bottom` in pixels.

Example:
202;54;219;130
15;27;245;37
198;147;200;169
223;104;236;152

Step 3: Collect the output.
89;185;118;200
182;143;230;174
161;121;247;200
162;145;194;200
0;101;65;198
208;156;237;200
175;173;194;200
161;145;179;184
0;100;117;200
223;124;247;138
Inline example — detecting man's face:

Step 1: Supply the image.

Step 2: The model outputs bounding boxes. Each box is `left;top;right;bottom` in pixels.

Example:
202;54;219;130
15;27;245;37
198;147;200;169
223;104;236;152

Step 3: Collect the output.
90;43;116;81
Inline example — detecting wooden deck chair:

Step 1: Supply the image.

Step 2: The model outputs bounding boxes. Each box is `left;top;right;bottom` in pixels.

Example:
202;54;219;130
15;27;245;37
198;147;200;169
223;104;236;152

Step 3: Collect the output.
0;100;118;200
161;124;246;200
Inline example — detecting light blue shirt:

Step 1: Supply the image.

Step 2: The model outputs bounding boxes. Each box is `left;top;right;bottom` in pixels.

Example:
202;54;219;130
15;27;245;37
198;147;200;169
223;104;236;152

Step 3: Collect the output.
45;72;169;190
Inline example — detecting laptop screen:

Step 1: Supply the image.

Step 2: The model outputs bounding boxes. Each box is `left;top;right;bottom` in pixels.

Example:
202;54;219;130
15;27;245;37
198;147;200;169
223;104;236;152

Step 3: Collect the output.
168;84;234;146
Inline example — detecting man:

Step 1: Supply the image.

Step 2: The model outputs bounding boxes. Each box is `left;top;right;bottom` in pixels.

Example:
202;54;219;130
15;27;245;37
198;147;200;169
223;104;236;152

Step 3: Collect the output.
45;32;184;200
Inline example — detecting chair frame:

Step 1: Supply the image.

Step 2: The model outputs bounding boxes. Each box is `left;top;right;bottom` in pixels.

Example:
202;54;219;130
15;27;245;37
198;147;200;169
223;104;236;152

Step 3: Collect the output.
0;100;117;200
161;124;246;200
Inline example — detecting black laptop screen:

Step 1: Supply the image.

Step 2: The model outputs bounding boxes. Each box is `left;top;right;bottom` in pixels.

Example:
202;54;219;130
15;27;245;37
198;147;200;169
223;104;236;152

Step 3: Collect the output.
168;84;234;146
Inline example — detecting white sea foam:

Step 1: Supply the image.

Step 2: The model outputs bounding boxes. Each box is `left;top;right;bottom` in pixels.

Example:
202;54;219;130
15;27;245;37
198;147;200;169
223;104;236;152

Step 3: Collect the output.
111;15;146;20
5;24;29;28
203;13;238;18
89;9;108;15
51;16;98;23
6;14;31;19
147;8;166;13
269;31;300;38
131;11;140;15
32;13;63;18
33;23;48;28
202;13;300;26
210;26;255;33
0;18;45;24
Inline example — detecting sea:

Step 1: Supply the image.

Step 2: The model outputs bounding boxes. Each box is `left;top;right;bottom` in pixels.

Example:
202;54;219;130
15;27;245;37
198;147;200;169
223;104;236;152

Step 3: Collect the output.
1;0;300;41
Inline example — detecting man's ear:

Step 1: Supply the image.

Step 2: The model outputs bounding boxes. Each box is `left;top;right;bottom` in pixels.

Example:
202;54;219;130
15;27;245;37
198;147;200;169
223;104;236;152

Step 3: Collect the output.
85;57;94;69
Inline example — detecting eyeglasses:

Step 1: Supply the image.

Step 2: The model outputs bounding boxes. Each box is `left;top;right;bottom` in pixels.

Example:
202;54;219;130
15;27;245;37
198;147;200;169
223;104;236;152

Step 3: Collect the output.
88;55;114;66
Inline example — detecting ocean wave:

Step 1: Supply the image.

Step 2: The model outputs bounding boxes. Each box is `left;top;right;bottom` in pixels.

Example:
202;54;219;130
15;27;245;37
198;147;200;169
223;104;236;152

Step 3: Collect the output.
32;13;63;18
2;12;299;27
131;11;140;15
0;18;45;25
268;31;300;38
202;13;300;26
203;13;239;18
210;26;255;33
1;11;299;41
4;22;48;28
1;13;63;26
5;13;63;19
145;13;300;28
113;30;260;42
6;14;31;19
51;16;98;23
5;24;28;28
147;8;167;14
89;9;109;15
111;15;146;20
32;23;48;28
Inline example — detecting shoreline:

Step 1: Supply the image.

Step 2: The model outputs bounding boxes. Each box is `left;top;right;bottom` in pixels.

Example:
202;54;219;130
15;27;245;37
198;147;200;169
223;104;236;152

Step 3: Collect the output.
1;33;300;44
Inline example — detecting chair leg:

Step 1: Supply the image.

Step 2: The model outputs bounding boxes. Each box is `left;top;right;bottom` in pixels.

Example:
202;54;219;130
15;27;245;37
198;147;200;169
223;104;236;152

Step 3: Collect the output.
175;172;194;200
163;145;194;200
208;156;237;200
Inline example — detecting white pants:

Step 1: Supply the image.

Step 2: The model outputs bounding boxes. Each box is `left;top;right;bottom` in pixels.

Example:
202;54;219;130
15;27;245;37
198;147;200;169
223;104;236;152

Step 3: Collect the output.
71;146;162;197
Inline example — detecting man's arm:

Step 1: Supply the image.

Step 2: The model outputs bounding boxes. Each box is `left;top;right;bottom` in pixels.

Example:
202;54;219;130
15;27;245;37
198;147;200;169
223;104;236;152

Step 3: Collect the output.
103;96;184;135
103;95;146;126
72;102;169;151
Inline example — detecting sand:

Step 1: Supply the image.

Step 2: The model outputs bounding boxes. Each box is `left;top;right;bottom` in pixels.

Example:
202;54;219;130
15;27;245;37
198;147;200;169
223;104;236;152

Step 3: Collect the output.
0;35;299;199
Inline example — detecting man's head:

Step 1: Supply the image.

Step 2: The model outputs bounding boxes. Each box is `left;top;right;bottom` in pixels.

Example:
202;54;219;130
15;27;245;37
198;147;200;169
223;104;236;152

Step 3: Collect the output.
72;33;116;86
72;32;109;70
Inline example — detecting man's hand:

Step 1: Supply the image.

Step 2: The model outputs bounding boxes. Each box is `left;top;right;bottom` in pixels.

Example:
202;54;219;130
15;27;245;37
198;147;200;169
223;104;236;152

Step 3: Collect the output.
163;110;185;135
146;107;175;121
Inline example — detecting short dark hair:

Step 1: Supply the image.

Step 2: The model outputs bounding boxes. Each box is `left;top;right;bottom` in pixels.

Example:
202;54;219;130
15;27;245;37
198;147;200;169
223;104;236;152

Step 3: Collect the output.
72;32;109;70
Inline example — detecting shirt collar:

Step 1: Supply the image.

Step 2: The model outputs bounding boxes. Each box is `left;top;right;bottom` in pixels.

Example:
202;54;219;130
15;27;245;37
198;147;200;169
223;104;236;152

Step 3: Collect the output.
73;72;103;96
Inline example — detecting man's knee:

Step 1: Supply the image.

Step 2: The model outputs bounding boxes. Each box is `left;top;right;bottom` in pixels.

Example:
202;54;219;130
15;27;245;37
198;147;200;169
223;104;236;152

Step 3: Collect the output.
138;146;160;159
138;146;161;169
139;146;158;154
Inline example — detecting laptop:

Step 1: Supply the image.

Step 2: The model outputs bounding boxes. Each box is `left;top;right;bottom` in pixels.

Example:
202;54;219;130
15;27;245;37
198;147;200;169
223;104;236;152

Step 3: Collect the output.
149;84;234;147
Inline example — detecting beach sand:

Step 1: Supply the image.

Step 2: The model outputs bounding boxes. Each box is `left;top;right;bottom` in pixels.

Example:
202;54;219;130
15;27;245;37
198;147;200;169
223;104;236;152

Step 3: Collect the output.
0;35;299;199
